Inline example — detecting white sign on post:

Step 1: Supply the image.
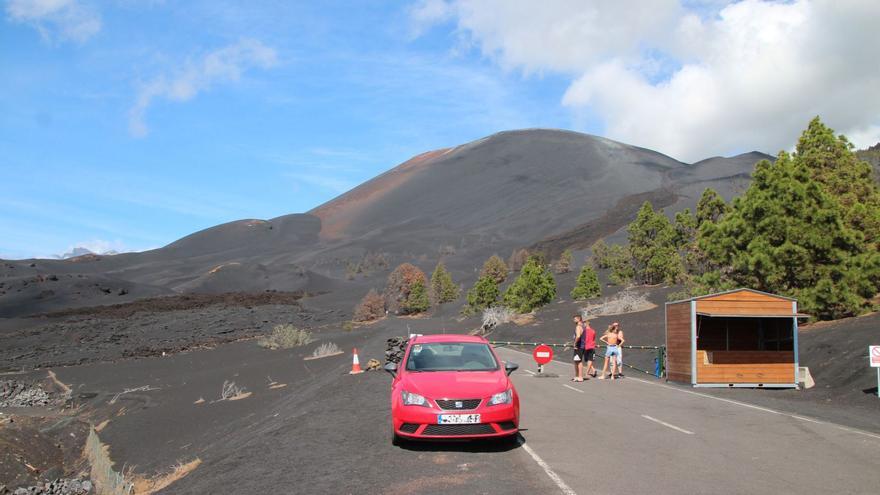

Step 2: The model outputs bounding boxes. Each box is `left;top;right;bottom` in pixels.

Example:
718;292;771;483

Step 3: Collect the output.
870;346;880;398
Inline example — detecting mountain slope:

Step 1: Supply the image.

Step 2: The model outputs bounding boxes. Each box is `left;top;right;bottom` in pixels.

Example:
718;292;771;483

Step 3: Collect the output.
0;129;771;316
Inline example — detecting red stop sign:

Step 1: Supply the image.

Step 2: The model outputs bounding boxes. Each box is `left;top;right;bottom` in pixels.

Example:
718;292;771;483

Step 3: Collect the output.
533;344;553;365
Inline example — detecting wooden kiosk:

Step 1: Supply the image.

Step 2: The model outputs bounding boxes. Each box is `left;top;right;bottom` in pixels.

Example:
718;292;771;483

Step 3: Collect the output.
665;289;806;388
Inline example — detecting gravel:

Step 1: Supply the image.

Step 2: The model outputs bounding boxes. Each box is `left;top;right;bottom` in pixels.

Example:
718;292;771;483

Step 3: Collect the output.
2;479;92;495
0;380;51;408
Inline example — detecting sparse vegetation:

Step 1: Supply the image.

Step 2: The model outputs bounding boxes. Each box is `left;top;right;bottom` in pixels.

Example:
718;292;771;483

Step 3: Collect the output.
503;255;557;313
508;248;531;272
628;201;684;285
402;279;430;314
581;291;653;317
384;263;428;314
308;342;342;359
466;275;500;313
353;288;385;322
430;262;460;304
258;324;314;349
591;240;634;285
218;380;250;401
481;306;516;330
554;249;573;274
570;264;601;300
480;255;508;284
346;252;391;279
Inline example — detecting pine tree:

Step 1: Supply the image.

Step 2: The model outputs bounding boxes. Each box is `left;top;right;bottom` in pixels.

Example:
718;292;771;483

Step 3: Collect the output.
698;150;876;319
696;188;729;226
480;255;508;284
402;280;430;314
430;262;460;304
628;202;683;285
466;276;500;311
384;263;427;314
570;264;601;300
503;255;557;313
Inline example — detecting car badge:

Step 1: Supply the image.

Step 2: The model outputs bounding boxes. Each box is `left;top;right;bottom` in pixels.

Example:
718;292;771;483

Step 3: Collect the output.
455;401;463;408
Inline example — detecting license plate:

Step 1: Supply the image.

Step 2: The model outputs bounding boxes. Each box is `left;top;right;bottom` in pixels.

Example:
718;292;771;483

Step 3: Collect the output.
438;413;481;424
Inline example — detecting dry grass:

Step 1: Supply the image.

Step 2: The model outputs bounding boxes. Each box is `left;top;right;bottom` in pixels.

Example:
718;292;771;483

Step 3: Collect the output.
304;342;343;360
132;458;202;494
215;380;251;402
258;324;314;350
481;306;516;330
581;290;655;317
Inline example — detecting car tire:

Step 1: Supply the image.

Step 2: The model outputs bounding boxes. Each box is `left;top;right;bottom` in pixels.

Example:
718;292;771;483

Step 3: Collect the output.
392;431;404;447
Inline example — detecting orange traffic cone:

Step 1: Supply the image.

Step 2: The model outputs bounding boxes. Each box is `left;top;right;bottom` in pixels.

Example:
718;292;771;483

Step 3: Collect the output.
349;348;364;374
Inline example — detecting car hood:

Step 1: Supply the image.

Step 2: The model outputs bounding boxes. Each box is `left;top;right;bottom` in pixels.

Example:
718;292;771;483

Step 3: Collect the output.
400;370;509;399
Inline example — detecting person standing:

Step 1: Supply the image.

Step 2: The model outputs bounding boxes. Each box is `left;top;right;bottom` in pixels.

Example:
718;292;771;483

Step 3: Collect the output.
598;324;620;380
583;318;597;378
613;322;625;378
571;314;586;382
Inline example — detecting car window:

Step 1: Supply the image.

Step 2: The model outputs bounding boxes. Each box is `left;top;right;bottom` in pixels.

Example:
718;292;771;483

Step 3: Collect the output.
405;343;498;371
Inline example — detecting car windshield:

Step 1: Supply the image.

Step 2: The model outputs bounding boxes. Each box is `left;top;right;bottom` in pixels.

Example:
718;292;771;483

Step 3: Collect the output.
405;342;499;372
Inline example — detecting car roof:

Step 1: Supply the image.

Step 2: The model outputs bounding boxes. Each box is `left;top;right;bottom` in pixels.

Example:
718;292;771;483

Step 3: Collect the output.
410;334;488;344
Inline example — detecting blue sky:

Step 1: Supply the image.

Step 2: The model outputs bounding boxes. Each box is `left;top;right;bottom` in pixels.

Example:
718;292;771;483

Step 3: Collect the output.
2;0;878;259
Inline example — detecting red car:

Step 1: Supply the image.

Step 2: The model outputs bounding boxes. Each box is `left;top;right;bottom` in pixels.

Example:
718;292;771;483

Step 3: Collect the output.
384;334;520;445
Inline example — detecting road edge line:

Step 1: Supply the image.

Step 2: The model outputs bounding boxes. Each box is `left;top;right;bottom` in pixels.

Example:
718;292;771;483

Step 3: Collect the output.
562;384;584;394
518;438;578;495
641;414;695;435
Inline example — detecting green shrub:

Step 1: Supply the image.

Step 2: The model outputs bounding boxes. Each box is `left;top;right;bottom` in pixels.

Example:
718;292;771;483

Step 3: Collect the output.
503;256;557;313
384;263;427;314
466;276;500;312
571;264;601;300
401;280;430;314
430;262;460;304
258;324;314;349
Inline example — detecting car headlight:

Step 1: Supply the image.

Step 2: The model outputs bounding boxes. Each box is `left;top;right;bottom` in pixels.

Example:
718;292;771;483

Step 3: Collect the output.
488;389;512;406
401;390;430;407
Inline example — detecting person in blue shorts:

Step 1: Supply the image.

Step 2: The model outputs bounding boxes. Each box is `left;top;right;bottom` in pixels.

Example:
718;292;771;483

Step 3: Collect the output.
598;324;621;380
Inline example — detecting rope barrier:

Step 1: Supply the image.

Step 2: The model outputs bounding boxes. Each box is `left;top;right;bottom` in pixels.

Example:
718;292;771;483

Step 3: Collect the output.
489;341;663;350
491;341;667;378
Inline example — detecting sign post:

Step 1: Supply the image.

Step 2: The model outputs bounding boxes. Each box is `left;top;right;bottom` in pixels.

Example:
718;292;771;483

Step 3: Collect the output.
870;346;880;398
533;344;553;375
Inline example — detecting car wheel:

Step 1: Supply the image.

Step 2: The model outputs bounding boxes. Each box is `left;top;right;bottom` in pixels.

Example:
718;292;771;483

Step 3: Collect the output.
392;431;404;447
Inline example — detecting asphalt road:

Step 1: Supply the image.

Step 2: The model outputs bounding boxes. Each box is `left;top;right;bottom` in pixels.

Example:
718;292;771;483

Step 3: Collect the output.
496;347;880;495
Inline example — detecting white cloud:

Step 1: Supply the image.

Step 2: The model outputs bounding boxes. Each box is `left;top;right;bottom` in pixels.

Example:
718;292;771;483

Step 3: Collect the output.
128;38;278;137
62;239;128;256
414;0;880;161
5;0;101;43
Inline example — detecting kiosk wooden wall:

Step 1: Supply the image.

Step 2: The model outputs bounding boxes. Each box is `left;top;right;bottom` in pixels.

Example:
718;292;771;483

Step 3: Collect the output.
665;289;801;388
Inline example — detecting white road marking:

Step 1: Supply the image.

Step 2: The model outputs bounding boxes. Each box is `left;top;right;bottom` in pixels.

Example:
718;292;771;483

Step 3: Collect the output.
498;346;880;442
524;370;536;375
518;438;578;495
641;414;695;435
562;384;584;394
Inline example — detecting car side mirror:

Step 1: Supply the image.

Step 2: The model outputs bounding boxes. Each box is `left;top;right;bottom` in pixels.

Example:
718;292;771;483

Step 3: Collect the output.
384;362;398;377
504;362;519;376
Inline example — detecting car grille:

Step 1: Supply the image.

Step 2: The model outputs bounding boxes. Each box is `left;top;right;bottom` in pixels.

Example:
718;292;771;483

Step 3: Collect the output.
399;423;419;434
497;421;517;431
422;424;496;436
435;399;481;410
